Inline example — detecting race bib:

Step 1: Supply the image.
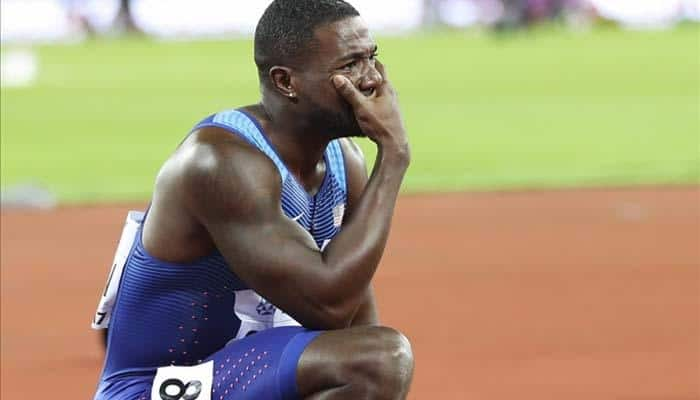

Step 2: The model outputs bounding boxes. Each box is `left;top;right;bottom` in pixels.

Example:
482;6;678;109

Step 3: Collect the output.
91;210;144;329
232;290;276;340
230;290;301;341
151;361;213;400
273;307;302;328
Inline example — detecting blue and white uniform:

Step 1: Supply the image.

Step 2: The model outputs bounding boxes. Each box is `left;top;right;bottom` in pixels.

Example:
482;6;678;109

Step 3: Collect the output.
94;110;348;400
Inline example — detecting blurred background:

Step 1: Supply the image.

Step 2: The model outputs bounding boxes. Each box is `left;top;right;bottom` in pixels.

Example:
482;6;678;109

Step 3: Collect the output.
1;1;698;399
1;0;698;203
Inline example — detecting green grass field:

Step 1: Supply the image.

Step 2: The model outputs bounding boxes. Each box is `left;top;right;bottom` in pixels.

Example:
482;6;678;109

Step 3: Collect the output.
1;26;698;203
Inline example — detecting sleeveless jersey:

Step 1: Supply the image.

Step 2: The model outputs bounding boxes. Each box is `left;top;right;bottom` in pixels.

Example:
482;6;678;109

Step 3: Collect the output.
99;109;348;383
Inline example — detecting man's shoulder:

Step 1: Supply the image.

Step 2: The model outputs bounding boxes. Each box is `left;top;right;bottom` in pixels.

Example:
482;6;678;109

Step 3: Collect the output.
154;127;281;220
191;107;259;134
178;127;277;183
154;126;279;208
337;137;363;156
337;138;367;176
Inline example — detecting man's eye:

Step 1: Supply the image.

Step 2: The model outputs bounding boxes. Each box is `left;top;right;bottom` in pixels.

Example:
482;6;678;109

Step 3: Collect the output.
343;61;358;70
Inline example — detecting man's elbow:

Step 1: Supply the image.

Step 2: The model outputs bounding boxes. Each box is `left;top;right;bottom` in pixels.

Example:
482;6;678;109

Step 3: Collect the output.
306;302;357;330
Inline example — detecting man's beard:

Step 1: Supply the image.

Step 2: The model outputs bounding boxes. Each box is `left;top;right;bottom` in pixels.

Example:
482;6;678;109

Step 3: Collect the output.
306;98;365;139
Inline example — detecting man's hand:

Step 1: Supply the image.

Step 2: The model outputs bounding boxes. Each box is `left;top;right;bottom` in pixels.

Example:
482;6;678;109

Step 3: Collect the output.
332;61;409;160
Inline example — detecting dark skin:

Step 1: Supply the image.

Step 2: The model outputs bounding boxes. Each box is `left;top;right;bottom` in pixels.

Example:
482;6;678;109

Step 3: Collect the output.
142;16;411;399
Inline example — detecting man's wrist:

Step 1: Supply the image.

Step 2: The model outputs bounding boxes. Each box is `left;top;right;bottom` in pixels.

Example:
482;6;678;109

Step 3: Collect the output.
377;141;411;169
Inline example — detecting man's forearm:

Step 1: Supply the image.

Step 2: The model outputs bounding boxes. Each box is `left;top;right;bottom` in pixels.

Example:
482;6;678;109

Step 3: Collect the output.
319;148;408;322
350;287;380;326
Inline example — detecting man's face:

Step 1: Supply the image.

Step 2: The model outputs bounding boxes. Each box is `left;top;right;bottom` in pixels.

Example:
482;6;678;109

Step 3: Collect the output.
294;16;381;138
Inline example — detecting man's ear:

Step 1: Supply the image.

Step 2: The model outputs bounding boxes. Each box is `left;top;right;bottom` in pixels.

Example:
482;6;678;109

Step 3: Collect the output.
269;66;297;100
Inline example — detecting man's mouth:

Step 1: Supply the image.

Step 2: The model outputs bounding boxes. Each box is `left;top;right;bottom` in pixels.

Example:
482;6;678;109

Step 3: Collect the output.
361;88;375;97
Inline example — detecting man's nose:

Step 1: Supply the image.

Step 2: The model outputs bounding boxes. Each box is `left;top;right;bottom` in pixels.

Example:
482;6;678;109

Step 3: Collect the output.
359;63;383;91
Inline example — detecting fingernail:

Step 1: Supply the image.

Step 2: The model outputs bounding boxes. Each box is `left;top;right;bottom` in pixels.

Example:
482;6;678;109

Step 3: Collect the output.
332;75;345;87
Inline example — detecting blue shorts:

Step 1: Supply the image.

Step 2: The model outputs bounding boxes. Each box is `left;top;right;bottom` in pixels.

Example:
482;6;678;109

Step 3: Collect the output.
95;327;321;400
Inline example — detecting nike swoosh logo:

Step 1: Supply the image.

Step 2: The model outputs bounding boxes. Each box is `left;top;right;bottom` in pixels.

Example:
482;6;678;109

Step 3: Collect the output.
291;213;304;222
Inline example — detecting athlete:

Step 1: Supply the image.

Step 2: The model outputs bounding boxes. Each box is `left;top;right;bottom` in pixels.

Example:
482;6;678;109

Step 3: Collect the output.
94;1;413;399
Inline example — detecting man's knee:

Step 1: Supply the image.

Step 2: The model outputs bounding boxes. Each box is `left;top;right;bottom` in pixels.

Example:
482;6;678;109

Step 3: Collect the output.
366;326;414;374
350;326;415;396
298;326;414;399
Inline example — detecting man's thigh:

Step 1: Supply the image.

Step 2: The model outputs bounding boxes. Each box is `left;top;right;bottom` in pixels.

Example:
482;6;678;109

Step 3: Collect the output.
151;327;321;400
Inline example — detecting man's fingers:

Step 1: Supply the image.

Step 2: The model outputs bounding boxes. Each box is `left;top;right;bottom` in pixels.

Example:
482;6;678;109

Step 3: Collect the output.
374;60;392;97
376;59;388;82
332;75;364;108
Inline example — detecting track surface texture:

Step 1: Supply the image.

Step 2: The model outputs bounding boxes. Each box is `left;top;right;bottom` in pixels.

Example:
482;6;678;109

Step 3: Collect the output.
2;187;698;399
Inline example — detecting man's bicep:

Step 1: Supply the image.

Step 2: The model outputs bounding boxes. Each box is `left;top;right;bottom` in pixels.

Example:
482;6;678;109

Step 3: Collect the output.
206;209;320;284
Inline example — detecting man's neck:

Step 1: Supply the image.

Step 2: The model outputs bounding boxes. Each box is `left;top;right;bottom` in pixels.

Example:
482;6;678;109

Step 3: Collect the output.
244;102;330;188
